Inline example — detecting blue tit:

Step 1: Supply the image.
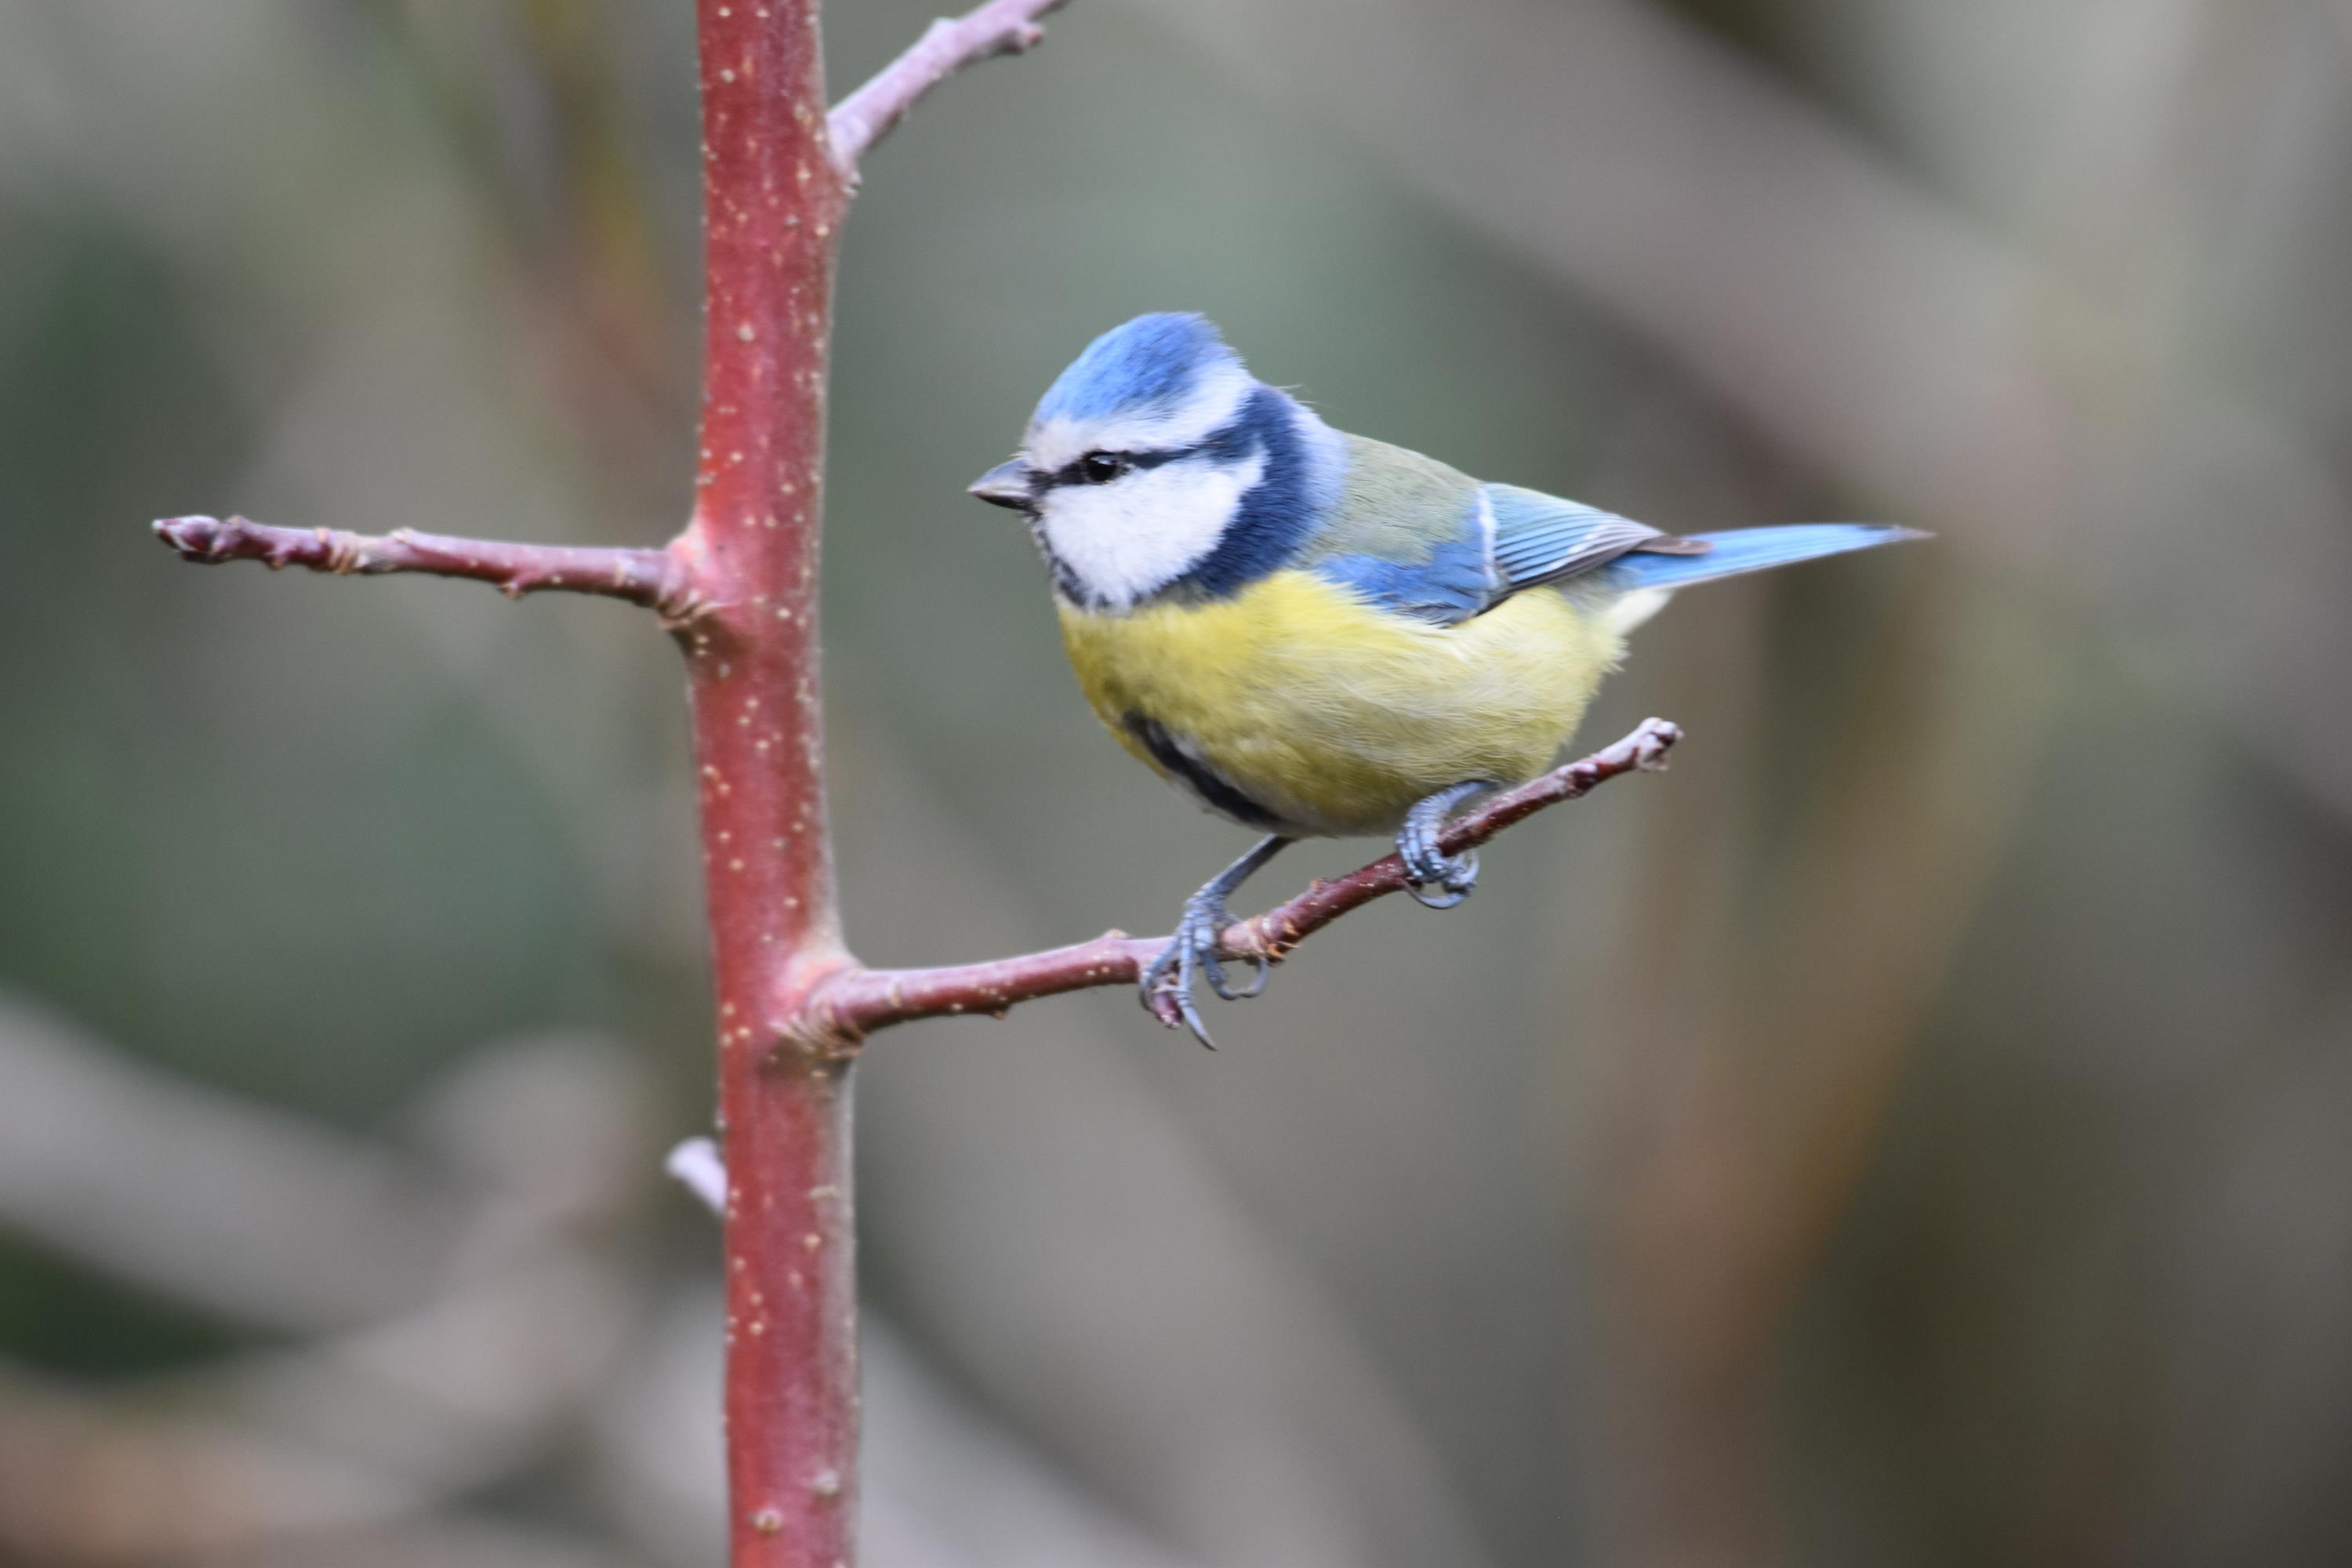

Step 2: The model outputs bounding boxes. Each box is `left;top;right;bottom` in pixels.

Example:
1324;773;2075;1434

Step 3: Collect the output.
971;313;1921;1046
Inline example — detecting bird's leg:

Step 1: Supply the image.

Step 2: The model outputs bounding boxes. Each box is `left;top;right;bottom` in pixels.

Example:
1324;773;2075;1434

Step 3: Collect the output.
1397;780;1497;909
1140;834;1292;1049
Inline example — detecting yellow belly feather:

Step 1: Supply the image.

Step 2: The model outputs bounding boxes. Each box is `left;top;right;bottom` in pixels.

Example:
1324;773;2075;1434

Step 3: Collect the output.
1058;571;1624;837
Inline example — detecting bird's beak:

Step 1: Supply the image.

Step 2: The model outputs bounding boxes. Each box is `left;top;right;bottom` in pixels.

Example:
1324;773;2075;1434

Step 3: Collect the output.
967;459;1035;511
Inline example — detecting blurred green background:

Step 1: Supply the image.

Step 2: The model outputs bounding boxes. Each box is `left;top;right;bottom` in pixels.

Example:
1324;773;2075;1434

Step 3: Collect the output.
5;1;2352;1564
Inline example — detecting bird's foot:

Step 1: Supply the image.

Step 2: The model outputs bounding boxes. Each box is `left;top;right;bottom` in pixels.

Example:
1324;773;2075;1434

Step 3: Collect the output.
1139;886;1268;1050
1398;781;1494;909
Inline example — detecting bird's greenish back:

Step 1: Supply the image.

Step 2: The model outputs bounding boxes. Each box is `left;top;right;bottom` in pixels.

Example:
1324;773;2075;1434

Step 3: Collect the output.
1297;435;1483;568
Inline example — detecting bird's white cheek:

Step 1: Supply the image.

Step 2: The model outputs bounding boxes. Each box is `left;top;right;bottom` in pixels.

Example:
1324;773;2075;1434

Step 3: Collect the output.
1038;454;1264;608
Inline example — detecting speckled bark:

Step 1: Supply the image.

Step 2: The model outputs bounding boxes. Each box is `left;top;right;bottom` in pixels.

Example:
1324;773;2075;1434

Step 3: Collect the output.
683;5;860;1565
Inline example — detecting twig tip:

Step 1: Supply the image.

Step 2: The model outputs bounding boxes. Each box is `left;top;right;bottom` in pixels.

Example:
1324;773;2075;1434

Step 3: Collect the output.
1634;717;1684;770
154;514;234;562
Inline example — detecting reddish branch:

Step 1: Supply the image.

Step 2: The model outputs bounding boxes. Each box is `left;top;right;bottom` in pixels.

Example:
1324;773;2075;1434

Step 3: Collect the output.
147;3;1682;1564
684;5;856;1566
153;515;697;618
807;718;1683;1043
827;0;1070;176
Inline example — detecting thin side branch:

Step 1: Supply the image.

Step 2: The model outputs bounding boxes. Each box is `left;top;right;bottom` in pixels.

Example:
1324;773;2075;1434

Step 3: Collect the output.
806;717;1683;1044
827;0;1070;176
154;516;699;619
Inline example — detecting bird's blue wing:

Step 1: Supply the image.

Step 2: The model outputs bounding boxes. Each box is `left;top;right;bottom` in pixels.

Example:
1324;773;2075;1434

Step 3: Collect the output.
1298;446;1910;626
1311;538;1494;624
1483;484;1669;592
1302;437;1498;625
1302;463;1685;624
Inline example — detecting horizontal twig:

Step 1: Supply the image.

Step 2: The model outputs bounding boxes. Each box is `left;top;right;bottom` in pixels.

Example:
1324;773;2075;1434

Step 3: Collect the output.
806;717;1682;1045
153;516;699;619
827;0;1071;176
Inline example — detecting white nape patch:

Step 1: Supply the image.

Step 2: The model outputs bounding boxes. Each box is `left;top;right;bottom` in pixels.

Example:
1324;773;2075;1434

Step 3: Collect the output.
1025;364;1254;475
1606;586;1673;635
1039;449;1265;609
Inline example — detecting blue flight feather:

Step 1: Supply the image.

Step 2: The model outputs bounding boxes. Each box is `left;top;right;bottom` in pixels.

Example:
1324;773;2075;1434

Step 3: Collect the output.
1485;484;1664;590
1599;524;1922;591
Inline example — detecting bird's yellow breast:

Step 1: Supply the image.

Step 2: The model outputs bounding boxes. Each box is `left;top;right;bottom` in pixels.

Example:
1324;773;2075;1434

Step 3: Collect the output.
1058;571;1624;837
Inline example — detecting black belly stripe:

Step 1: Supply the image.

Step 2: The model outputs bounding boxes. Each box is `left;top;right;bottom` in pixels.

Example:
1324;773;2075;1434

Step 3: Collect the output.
1123;713;1288;831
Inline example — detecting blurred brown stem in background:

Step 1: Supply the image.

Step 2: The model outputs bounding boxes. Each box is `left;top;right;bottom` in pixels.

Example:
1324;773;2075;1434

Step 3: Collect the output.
1587;577;2065;1567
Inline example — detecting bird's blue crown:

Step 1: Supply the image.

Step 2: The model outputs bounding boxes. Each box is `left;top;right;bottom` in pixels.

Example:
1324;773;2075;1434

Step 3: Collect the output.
1032;312;1243;428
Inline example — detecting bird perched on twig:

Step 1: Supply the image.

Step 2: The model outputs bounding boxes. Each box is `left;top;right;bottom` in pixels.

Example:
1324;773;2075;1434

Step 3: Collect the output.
972;314;1921;1046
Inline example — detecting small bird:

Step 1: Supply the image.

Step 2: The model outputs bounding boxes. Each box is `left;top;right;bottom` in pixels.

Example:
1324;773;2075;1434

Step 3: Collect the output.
971;314;1920;1045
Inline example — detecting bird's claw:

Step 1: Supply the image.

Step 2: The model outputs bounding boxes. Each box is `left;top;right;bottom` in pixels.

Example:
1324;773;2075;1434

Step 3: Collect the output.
1399;785;1488;909
1140;891;1264;1049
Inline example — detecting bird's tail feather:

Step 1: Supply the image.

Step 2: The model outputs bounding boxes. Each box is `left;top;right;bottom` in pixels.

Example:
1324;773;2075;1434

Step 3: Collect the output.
1604;524;1924;592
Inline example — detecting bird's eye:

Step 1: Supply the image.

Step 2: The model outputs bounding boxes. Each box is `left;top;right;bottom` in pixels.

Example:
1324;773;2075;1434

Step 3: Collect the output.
1078;451;1128;485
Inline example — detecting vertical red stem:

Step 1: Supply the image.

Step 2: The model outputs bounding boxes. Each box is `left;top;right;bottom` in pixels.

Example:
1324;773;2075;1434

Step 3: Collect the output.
686;4;857;1564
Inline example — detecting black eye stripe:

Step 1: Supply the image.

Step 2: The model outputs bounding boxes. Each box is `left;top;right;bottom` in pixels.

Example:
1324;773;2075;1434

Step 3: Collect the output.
1047;448;1187;488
